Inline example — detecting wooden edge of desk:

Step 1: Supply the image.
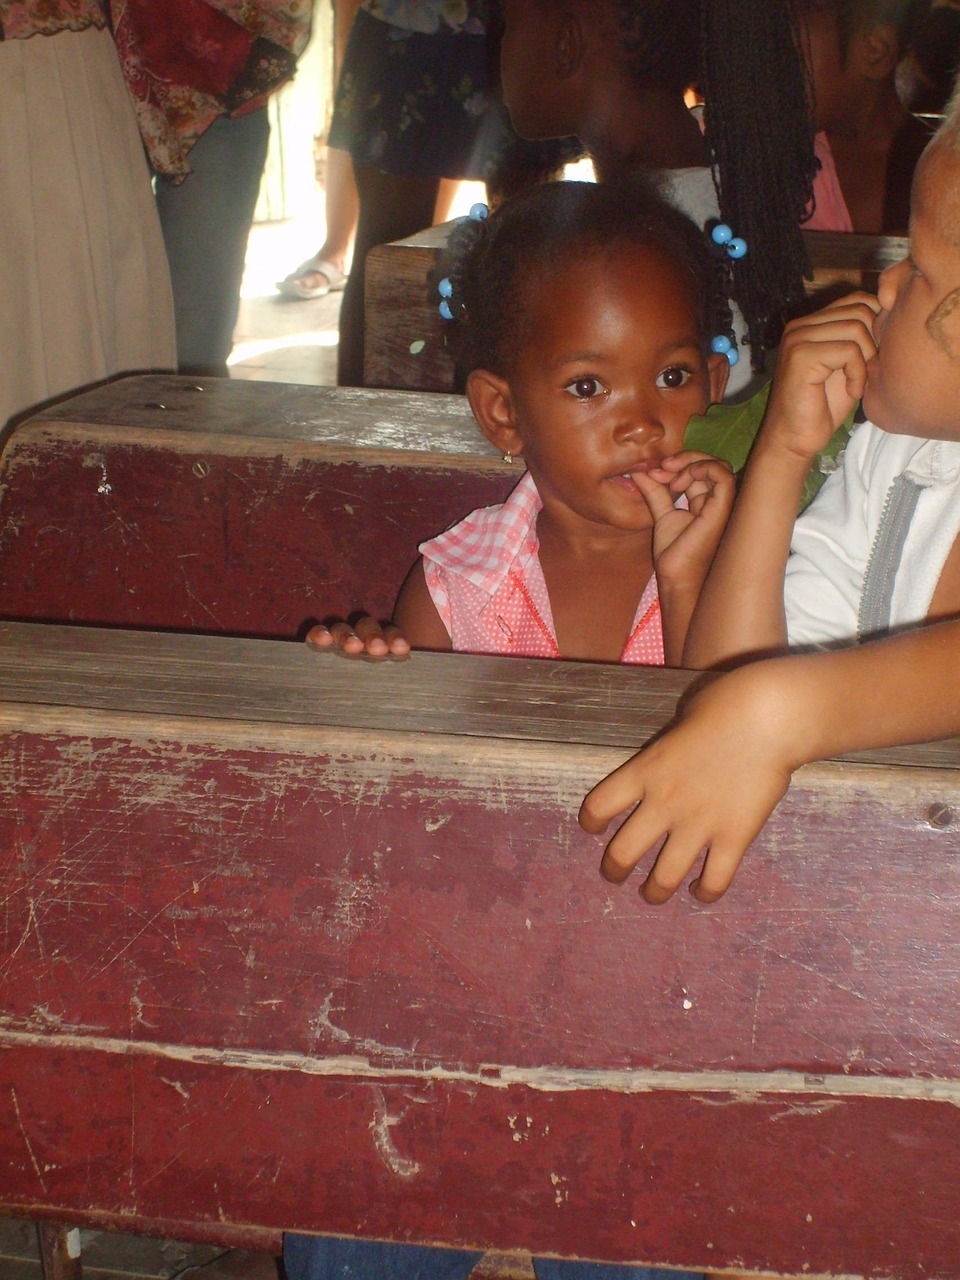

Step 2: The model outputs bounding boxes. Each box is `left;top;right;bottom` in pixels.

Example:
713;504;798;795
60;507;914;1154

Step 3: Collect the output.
5;377;498;468
2;621;959;772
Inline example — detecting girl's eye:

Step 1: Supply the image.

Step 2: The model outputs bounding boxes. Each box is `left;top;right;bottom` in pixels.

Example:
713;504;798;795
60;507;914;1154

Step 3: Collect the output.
564;376;605;400
656;366;692;389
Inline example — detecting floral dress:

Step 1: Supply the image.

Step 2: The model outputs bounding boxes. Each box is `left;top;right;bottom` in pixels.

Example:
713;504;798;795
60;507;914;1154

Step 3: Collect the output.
110;0;314;176
328;0;510;180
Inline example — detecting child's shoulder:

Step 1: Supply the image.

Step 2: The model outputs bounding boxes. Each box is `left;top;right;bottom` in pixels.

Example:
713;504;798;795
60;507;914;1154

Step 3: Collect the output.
419;471;539;579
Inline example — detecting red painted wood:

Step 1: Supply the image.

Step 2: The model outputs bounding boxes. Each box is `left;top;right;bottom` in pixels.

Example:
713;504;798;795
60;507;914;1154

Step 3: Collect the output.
4;725;960;1077
0;449;513;637
3;1046;959;1279
3;687;960;1276
0;379;515;637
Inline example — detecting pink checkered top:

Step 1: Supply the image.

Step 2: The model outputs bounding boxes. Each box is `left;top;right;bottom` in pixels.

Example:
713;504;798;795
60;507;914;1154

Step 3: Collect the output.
419;472;664;664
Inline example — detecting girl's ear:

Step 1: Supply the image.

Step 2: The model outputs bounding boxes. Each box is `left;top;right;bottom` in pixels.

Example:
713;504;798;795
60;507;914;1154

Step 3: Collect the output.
706;352;731;405
466;369;525;457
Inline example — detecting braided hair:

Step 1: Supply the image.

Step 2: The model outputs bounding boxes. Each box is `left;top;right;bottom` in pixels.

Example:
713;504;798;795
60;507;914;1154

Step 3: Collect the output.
434;177;732;383
617;0;819;367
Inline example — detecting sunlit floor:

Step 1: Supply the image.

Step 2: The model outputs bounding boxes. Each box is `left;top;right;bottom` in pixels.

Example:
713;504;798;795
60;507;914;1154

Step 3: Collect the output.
228;179;488;388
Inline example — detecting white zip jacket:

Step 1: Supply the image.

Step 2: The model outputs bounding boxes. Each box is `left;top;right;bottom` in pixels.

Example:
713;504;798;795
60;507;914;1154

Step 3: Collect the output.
784;422;960;648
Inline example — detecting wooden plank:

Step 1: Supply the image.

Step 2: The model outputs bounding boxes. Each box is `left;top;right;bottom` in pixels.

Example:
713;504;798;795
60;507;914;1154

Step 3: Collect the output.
0;379;517;636
2;624;960;1276
364;223;456;393
4;621;960;769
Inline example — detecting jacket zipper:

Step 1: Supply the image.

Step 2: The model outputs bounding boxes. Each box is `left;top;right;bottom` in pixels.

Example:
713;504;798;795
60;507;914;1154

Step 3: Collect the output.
857;474;925;639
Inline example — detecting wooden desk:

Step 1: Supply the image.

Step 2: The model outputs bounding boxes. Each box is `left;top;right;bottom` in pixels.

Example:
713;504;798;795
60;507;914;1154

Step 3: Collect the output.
0;376;515;636
362;224;909;395
2;622;960;1278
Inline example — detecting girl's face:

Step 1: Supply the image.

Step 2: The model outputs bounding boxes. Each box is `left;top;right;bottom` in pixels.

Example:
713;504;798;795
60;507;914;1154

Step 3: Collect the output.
503;245;728;537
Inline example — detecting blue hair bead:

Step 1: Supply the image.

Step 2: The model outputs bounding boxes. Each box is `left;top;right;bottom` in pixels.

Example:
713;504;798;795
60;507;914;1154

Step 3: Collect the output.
438;299;454;321
711;223;733;246
726;347;741;367
438;277;453;298
710;334;732;355
469;202;489;221
727;237;748;260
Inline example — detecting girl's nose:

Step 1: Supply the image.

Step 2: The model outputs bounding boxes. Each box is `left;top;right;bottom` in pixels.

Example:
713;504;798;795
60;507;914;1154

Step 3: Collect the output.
612;396;664;445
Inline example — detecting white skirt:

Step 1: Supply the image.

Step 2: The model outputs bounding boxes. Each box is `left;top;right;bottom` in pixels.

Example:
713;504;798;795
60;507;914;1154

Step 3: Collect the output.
0;26;176;430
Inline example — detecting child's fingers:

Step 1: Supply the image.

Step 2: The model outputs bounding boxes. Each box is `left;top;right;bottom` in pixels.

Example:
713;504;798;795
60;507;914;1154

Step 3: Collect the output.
640;830;706;905
654;451;733;476
579;754;645;836
780;315;878;367
306;617;409;660
689;842;745;903
630;470;677;522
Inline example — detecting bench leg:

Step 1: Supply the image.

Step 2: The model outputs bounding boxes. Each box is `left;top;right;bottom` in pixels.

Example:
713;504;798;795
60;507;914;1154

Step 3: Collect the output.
36;1222;82;1280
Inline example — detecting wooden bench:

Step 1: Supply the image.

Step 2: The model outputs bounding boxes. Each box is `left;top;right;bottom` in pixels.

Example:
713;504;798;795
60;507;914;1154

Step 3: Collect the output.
0;376;516;637
3;621;960;1279
362;224;909;394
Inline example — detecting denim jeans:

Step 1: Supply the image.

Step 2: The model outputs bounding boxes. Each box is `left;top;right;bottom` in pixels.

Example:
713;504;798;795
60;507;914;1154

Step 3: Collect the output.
155;107;270;376
282;1235;704;1280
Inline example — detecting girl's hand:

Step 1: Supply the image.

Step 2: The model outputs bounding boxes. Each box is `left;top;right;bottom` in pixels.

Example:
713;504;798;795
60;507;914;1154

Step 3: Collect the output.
306;615;411;661
762;293;880;463
579;662;797;904
634;452;735;589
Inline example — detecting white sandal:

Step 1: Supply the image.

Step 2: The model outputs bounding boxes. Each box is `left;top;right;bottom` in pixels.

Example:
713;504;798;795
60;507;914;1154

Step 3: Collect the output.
276;255;348;300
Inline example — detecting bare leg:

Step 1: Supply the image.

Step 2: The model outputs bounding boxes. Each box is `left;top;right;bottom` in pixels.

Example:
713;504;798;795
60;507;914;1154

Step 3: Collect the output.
337;164;440;386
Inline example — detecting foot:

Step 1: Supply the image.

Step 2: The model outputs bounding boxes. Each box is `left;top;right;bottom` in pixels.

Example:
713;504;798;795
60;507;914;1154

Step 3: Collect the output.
276;254;348;300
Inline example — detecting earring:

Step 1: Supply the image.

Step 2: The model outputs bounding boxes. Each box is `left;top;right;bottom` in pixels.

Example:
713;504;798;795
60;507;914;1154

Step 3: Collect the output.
503;451;514;465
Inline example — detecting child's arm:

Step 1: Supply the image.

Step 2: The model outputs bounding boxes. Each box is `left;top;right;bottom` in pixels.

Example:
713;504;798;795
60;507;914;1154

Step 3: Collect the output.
632;452;735;665
683;295;881;668
305;558;452;660
580;617;960;905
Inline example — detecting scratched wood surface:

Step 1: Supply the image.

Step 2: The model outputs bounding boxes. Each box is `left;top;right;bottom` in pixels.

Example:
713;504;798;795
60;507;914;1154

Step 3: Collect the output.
2;623;960;1277
0;377;517;634
360;225;908;394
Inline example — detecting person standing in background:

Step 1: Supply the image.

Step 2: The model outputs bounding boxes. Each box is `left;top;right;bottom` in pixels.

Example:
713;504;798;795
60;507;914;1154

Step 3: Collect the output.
112;0;315;376
0;1;176;435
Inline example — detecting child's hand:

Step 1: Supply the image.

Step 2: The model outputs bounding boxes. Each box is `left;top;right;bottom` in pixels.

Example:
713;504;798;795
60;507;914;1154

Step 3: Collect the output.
306;615;411;661
579;663;796;904
637;451;735;587
762;292;881;462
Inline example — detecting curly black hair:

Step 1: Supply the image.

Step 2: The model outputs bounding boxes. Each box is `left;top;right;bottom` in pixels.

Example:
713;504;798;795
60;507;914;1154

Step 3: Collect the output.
616;0;819;367
434;177;732;382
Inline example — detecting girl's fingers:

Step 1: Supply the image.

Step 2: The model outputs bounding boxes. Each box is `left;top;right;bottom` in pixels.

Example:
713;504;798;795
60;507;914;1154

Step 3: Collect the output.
641;830;706;904
630;470;678;521
689;840;748;903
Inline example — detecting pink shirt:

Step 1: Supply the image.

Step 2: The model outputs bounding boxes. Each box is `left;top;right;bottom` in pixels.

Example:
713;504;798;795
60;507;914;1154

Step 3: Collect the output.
805;132;854;233
420;472;664;664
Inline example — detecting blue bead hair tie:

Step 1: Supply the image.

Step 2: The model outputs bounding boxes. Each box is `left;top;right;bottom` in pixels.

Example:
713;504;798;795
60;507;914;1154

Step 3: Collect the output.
438;298;453;321
710;222;748;260
710;332;740;366
438;277;453;298
469;202;489;221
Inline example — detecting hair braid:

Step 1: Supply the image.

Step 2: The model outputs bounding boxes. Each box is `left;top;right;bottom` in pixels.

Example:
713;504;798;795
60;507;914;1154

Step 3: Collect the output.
700;0;818;365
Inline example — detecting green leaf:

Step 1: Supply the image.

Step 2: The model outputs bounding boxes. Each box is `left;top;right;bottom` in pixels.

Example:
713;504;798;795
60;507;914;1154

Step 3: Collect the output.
684;381;856;512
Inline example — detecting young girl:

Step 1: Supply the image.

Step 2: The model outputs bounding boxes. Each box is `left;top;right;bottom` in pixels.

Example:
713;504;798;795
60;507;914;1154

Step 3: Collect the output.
309;177;735;670
496;0;820;391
